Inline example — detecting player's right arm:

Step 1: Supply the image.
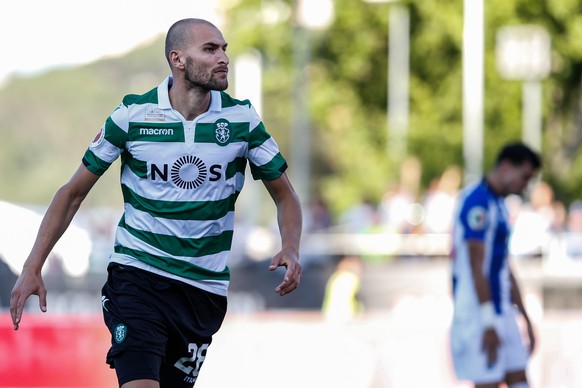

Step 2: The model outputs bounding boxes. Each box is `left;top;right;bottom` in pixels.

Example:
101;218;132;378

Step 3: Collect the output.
468;240;492;305
468;239;500;367
10;164;100;330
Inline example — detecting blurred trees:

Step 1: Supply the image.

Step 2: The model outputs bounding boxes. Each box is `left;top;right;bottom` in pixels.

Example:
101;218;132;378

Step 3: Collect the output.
1;0;582;219
224;0;582;216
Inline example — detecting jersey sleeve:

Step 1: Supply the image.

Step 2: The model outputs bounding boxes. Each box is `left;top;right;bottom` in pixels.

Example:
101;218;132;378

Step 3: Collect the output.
458;190;489;241
246;106;287;181
82;104;129;176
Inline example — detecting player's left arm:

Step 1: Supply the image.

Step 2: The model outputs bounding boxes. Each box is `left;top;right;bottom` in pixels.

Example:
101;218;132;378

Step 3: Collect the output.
510;268;536;353
262;172;302;296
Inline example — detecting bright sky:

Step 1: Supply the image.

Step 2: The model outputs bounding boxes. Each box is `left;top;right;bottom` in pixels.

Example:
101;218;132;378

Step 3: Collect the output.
0;0;221;84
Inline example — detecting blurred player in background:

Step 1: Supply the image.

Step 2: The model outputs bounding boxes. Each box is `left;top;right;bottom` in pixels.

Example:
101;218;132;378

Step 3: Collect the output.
450;142;540;388
10;18;302;388
322;254;363;323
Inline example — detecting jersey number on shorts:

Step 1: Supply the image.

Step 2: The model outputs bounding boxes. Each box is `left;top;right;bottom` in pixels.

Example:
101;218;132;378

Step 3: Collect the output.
174;343;209;379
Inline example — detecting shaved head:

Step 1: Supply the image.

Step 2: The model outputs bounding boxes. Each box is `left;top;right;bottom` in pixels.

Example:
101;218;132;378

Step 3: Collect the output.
164;18;218;66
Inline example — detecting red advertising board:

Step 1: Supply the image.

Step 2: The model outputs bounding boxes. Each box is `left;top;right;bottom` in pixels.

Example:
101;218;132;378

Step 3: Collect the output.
0;313;117;387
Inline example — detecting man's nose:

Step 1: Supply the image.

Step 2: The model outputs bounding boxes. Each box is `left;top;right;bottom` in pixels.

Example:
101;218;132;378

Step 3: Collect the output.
219;50;229;64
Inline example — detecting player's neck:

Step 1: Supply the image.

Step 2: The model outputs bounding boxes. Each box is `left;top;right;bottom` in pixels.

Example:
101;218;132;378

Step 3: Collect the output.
169;82;211;121
484;174;504;197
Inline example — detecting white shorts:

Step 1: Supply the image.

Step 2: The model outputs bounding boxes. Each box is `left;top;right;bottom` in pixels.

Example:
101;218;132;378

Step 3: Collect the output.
450;306;529;384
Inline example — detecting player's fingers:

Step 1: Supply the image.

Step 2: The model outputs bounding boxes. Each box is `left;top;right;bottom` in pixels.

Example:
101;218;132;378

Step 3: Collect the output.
290;264;302;287
274;275;291;295
10;292;23;331
492;348;498;365
275;265;301;295
483;341;494;366
487;353;495;368
482;332;496;366
268;256;282;271
39;288;48;313
275;279;297;296
489;337;500;366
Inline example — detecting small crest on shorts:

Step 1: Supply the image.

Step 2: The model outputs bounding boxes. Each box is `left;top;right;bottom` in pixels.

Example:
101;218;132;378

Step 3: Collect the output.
114;323;127;344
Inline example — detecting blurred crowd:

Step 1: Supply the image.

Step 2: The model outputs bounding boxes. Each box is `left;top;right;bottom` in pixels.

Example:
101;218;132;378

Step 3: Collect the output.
304;158;582;263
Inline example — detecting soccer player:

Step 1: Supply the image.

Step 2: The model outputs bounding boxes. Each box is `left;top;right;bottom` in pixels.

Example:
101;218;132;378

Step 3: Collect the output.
450;142;540;388
10;18;302;388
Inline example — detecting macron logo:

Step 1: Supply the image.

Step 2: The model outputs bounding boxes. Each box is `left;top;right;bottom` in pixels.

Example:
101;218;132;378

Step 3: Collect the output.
140;128;174;136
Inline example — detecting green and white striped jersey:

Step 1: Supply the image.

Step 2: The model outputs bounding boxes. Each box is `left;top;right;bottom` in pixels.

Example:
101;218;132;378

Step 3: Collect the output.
83;76;287;296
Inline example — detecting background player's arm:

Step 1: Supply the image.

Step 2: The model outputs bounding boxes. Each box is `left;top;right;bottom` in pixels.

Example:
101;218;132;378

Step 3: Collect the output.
510;268;536;353
262;172;302;296
468;240;491;304
468;239;500;366
10;164;100;330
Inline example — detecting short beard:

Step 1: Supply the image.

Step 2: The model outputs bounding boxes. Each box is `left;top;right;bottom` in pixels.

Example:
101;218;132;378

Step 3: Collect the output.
184;56;228;92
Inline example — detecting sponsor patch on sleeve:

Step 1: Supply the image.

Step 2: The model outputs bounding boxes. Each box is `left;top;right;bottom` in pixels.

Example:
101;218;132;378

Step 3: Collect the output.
467;206;487;231
90;126;105;148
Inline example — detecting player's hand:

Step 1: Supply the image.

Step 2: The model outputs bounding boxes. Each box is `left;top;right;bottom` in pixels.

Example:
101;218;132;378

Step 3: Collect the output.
269;250;301;296
10;268;47;330
482;327;500;367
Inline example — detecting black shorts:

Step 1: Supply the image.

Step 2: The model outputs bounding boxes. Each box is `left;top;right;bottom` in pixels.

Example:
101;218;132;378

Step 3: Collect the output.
101;263;227;387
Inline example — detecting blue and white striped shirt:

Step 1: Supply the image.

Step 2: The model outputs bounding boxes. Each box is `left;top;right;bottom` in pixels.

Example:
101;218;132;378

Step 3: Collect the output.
451;179;512;316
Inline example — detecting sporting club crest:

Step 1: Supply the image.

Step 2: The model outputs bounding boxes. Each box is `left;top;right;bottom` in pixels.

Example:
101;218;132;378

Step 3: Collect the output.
214;119;231;146
114;323;127;344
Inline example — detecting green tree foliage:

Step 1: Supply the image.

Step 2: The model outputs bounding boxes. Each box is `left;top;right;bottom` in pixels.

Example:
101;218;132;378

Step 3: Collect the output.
1;0;582;218
224;0;582;216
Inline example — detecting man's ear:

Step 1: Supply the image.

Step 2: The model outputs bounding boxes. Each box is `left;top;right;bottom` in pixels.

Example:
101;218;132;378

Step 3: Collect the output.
169;50;184;69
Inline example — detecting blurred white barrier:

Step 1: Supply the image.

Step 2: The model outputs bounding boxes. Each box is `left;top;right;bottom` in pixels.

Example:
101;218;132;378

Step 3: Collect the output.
0;201;92;277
